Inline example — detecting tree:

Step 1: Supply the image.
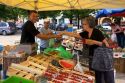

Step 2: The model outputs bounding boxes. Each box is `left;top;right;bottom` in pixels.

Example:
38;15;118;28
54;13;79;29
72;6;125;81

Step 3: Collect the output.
39;11;61;19
0;4;27;21
62;9;96;28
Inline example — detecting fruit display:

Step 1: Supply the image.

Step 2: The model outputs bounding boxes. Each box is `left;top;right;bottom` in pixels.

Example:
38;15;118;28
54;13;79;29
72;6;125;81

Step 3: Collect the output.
105;38;125;58
113;47;125;52
7;55;51;82
62;37;75;49
62;39;75;49
74;41;83;51
44;67;94;83
59;60;75;69
113;47;125;58
6;54;95;83
107;39;118;48
84;71;95;76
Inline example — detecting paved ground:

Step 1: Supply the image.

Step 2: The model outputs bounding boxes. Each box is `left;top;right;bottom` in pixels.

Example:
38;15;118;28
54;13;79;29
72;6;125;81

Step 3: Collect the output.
0;30;125;83
0;30;21;45
115;73;125;83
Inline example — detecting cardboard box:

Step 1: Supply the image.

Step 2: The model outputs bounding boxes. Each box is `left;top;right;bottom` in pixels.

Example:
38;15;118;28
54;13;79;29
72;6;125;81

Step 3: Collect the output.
15;44;37;55
114;58;125;73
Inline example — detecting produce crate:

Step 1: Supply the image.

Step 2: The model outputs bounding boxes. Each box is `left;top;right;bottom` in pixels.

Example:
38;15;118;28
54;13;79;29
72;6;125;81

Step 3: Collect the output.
7;67;35;80
3;56;27;71
2;76;35;83
7;55;50;82
114;58;125;73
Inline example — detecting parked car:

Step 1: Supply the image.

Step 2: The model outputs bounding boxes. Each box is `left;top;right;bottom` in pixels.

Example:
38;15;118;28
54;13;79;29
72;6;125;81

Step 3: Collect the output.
0;22;17;35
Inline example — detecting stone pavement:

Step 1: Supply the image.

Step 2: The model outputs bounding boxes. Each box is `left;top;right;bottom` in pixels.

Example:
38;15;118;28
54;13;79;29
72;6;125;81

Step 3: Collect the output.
116;73;125;83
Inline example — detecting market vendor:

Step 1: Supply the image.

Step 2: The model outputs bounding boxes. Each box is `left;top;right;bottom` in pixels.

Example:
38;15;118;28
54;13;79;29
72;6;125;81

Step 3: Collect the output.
61;16;114;83
20;10;62;44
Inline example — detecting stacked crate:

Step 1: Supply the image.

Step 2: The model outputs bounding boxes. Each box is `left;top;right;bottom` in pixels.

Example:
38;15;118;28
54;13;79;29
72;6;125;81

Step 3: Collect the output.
114;58;125;73
7;55;51;82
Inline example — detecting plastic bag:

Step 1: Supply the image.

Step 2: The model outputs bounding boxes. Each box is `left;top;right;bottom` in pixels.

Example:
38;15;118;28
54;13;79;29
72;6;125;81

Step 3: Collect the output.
43;47;55;56
54;46;73;59
111;33;117;42
44;47;55;53
49;38;55;47
74;52;83;73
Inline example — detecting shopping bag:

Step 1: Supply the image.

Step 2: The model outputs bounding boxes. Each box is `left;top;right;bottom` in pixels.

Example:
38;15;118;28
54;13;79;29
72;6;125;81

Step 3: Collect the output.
111;33;117;42
91;46;113;71
74;52;83;73
55;46;73;59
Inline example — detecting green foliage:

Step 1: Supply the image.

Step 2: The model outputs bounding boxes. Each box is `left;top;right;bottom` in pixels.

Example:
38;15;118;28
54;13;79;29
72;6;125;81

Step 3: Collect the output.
39;10;61;19
38;9;96;21
0;4;97;24
0;4;27;21
62;9;96;18
61;9;96;24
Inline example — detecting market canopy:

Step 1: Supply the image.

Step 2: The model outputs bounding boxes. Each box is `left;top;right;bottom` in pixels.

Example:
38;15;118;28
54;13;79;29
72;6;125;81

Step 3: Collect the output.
0;0;125;11
96;9;125;18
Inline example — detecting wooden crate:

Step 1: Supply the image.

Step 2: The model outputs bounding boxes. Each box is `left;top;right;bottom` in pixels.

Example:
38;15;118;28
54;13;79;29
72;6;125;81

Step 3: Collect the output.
27;56;50;67
7;60;47;82
114;58;125;73
3;56;27;71
7;67;34;80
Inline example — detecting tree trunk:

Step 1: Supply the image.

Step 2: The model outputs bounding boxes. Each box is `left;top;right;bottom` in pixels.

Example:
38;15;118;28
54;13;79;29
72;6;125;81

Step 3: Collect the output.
77;13;80;29
70;17;72;24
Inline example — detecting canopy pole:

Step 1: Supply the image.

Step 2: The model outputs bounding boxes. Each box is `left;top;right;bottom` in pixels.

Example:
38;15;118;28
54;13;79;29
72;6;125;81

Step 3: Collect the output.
34;0;38;11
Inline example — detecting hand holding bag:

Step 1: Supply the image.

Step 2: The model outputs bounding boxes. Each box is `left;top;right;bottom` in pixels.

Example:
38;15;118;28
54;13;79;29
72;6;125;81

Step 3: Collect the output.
91;46;113;71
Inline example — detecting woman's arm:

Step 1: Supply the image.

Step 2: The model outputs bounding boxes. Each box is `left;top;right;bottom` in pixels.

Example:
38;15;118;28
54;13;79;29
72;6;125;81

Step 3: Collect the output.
85;39;102;46
85;38;109;47
36;33;62;40
102;38;109;47
61;31;81;38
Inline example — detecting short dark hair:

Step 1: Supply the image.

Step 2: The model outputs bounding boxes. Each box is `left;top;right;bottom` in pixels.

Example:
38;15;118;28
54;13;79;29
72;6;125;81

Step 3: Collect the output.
28;10;37;16
82;16;96;28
